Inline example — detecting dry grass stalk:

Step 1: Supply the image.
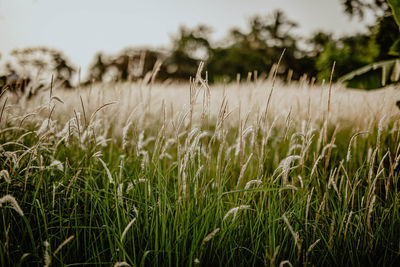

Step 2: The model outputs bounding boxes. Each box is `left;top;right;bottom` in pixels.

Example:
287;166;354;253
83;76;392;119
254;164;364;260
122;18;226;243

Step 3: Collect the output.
89;101;117;124
0;195;24;216
51;96;64;104
236;153;253;189
54;235;74;255
343;211;353;240
98;158;114;184
328;217;336;247
324;126;338;173
0;97;8;126
376;115;386;154
244;179;262;190
305;188;314;231
113;262;131;267
367;194;376;234
80;95;87;127
263;49;286;122
307;239;320;253
327;61;336;116
269;245;280;266
201;228;220;248
0;169;11;183
279;260;293;267
223;205;251;222
43;241;51;267
282;214;301;252
346;131;369;162
120;217;137;243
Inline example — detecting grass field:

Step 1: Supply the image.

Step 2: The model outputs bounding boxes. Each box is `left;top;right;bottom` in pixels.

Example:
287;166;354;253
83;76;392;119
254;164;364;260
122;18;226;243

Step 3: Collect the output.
1;72;400;266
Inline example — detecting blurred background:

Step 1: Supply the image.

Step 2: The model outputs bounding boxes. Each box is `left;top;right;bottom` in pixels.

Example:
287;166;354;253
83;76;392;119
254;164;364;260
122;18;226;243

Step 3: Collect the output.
0;0;398;95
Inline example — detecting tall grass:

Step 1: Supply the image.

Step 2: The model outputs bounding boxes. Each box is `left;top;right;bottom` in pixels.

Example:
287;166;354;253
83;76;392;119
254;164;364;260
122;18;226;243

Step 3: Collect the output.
1;69;400;266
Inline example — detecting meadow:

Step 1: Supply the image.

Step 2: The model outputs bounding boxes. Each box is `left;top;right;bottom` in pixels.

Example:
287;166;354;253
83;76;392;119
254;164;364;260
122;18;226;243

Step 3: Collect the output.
1;67;400;266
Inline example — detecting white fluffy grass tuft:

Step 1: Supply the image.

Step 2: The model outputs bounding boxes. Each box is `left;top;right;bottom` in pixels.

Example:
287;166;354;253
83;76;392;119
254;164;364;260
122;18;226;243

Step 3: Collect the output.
0;169;11;183
223;205;251;222
0;195;24;216
201;228;220;247
113;262;131;267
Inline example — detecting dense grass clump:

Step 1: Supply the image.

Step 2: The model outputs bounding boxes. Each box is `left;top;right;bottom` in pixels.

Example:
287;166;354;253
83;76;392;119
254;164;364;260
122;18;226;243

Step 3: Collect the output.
1;73;400;266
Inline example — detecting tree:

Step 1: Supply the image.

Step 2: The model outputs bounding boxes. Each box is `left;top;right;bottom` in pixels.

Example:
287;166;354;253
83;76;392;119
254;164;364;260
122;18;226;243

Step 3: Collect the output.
86;48;167;84
207;10;312;82
87;53;107;83
316;34;378;83
165;25;212;80
341;0;390;18
0;47;76;96
338;0;400;89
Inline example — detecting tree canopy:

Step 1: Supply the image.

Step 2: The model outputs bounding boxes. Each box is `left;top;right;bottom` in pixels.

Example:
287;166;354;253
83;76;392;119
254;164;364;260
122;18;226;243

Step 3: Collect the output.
0;1;398;92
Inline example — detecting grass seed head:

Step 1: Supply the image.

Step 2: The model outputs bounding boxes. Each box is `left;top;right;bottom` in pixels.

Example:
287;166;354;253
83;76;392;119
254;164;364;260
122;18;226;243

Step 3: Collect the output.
113;262;131;267
0;169;11;183
43;241;51;267
0;195;24;216
223;205;251;222
201;228;220;248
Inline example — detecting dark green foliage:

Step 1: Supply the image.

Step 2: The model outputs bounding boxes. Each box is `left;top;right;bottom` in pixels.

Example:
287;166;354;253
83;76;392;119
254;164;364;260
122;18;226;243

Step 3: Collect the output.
388;0;400;27
316;34;378;82
388;0;400;57
165;25;212;80
341;0;389;18
375;15;400;59
207;47;269;82
10;47;76;88
86;48;168;84
338;0;400;89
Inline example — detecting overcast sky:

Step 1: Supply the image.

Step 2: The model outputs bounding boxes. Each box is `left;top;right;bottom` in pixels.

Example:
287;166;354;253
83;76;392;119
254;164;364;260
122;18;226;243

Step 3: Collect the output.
0;0;375;73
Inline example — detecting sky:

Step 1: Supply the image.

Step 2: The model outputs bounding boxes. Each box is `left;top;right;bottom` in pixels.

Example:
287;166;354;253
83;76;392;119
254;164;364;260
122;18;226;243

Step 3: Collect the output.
0;0;375;74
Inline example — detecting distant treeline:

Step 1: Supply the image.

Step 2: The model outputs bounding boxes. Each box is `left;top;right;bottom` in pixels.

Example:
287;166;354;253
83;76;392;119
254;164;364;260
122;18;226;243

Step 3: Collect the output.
0;1;398;96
